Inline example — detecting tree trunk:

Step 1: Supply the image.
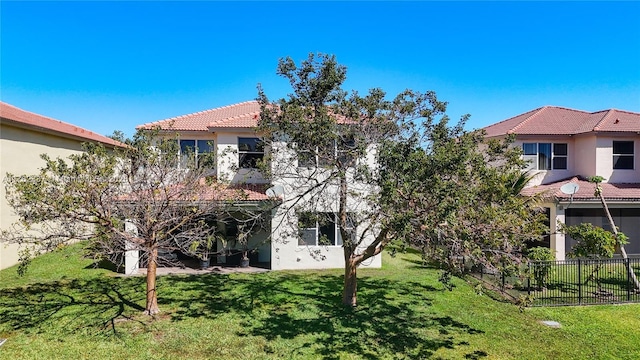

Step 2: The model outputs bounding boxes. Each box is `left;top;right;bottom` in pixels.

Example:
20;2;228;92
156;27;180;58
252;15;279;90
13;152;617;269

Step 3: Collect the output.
342;251;358;307
597;188;640;291
144;247;160;315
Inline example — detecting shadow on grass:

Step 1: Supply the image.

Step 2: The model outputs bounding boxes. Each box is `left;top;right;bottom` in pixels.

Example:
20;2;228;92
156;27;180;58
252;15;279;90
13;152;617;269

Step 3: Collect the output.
0;268;486;358
0;277;147;336
160;273;485;359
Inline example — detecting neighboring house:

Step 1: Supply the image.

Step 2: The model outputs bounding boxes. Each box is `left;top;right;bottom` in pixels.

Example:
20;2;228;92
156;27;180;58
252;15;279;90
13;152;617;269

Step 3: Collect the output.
0;102;125;270
483;106;640;260
136;101;382;270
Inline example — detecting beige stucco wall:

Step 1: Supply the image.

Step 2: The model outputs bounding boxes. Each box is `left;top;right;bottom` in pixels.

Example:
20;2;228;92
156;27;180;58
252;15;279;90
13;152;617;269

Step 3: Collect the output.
594;135;640;183
215;131;268;184
268;140;382;270
515;133;640;186
573;135;597;179
0;123;88;270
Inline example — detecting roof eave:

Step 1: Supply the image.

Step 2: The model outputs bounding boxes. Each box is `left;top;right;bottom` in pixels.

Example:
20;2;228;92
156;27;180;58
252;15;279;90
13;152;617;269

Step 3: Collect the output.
1;117;125;148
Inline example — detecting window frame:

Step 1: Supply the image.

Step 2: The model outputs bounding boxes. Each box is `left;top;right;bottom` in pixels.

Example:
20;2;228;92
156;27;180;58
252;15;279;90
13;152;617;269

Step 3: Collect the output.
613;140;634;170
522;142;568;171
178;139;215;168
297;212;347;247
238;137;264;169
296;137;357;168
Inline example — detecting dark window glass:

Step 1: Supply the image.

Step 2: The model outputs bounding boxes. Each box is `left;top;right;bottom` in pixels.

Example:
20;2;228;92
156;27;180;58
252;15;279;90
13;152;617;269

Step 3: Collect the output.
298;212;342;246
238;137;264;168
337;137;356;166
553;157;567;170
238;137;264;152
613;141;634;169
297;144;317;167
179;140;196;166
614;156;634;170
523;143;537;155
553;143;568;156
298;212;317;246
538;143;551;170
180;140;196;153
613;141;634;155
318;213;338;246
197;140;213;154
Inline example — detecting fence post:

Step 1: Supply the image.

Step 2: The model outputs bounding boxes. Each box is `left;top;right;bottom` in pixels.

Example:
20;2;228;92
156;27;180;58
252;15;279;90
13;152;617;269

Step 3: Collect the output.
626;258;631;302
578;259;582;305
527;262;531;296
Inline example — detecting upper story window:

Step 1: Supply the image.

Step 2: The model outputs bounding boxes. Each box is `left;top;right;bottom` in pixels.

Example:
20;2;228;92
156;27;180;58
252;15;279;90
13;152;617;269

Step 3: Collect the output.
522;143;567;171
179;139;214;168
297;137;356;168
238;137;264;169
613;141;634;170
298;212;354;246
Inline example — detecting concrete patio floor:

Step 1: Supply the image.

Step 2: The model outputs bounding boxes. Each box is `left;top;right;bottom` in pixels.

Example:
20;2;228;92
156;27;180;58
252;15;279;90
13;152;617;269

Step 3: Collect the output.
130;264;270;276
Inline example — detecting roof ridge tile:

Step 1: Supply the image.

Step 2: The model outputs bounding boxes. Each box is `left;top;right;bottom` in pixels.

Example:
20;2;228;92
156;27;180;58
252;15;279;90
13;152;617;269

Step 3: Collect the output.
593;109;615;131
508;106;548;134
136;100;259;130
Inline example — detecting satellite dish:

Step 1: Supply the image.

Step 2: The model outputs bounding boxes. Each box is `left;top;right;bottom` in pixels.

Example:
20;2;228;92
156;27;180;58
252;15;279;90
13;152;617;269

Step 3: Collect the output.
560;182;580;195
560;182;579;207
265;184;285;199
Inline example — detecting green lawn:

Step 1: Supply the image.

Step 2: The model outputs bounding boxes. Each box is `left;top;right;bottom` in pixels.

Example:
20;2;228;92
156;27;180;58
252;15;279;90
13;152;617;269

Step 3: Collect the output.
1;244;639;359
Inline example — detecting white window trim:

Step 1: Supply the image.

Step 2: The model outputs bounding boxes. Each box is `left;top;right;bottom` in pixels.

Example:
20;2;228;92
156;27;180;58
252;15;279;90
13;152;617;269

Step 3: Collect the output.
522;142;567;171
613;140;635;170
296;138;356;168
297;212;346;247
238;137;264;169
178;139;215;168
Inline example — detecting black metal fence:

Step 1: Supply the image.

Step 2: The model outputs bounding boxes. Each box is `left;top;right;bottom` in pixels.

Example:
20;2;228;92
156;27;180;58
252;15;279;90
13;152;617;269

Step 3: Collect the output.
471;257;640;306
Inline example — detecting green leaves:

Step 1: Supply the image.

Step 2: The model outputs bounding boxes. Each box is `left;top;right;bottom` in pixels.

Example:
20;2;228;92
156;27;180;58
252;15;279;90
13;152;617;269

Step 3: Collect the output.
563;223;627;259
378;113;548;276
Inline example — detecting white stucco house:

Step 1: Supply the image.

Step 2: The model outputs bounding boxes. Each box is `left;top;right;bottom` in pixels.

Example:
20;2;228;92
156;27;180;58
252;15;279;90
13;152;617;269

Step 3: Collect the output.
0;102;125;270
483;106;640;260
136;101;382;271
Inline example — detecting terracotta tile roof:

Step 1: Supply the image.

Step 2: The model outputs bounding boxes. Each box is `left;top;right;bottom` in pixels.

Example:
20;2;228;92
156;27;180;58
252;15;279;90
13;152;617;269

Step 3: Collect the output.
117;182;273;203
521;176;640;201
136;101;262;132
209;183;271;202
136;100;361;133
483;106;640;137
0;102;125;148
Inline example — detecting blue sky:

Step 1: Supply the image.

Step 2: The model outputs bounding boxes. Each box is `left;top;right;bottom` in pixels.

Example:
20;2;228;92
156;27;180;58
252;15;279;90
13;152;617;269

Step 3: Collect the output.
2;1;639;138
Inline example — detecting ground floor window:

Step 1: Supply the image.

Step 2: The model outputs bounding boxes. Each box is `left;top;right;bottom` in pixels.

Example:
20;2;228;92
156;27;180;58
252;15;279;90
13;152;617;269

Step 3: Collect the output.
298;212;354;246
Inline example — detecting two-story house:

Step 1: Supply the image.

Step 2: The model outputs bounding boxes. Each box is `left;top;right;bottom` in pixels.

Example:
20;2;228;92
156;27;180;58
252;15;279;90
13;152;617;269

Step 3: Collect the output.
483;106;640;260
136;101;382;271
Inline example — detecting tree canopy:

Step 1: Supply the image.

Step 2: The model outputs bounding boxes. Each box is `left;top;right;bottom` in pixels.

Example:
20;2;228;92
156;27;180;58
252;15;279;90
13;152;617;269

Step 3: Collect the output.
2;130;264;315
378;122;548;278
257;53;547;306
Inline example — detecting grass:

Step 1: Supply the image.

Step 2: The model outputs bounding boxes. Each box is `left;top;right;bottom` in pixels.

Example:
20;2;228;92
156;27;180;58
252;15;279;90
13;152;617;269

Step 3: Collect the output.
1;243;640;359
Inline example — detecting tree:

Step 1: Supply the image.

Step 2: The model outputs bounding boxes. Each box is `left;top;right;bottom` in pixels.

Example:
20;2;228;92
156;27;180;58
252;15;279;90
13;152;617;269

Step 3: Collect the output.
257;53;545;306
377;114;548;281
257;53;390;306
1;130;258;315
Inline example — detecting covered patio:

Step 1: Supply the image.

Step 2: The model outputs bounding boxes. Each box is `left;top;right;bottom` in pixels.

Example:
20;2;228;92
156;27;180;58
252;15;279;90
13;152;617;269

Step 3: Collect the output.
522;177;640;260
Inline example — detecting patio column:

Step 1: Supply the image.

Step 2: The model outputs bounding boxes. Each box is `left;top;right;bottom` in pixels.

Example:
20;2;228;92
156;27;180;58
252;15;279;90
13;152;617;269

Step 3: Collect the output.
124;220;140;275
550;205;566;261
